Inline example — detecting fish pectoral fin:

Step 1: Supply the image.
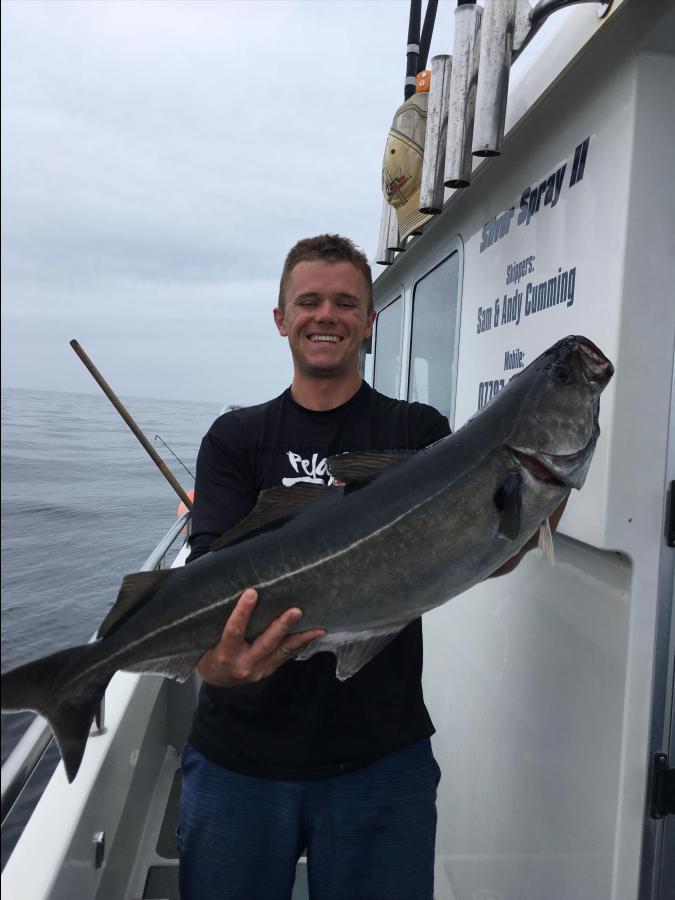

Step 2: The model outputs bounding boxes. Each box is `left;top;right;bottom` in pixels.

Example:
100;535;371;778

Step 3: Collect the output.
209;483;331;552
97;570;173;639
538;518;555;563
327;450;413;484
493;471;522;540
123;652;203;683
293;625;408;681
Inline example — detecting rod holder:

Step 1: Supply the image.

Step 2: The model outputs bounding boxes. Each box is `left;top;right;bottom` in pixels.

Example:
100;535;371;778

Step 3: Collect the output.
473;0;517;157
387;206;406;252
444;2;483;188
419;54;452;214
376;199;395;265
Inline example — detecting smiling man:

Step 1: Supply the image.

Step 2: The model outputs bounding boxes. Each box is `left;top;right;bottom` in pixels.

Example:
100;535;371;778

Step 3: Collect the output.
179;235;451;900
273;254;375;394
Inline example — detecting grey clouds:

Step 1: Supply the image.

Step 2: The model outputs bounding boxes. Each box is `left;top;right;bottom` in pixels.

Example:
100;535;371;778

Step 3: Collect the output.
2;0;455;404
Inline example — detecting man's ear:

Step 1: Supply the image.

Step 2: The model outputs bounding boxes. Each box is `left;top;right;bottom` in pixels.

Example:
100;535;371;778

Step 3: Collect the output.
364;309;376;340
273;307;288;337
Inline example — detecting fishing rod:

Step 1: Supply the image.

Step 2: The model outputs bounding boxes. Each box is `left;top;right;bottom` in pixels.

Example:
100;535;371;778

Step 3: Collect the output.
69;339;193;511
418;0;438;73
404;0;438;100
404;0;422;100
154;434;195;481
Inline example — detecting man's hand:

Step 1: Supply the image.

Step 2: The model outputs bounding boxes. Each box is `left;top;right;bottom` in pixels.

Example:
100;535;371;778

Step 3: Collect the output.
197;588;327;687
490;492;570;578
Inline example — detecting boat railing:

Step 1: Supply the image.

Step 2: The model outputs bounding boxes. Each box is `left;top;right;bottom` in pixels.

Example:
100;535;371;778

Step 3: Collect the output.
0;510;192;830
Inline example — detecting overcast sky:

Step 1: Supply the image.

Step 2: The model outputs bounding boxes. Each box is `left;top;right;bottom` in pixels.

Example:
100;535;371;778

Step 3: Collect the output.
1;0;460;405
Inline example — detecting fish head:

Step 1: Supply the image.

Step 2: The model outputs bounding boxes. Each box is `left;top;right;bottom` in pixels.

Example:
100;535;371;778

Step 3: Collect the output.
504;335;614;490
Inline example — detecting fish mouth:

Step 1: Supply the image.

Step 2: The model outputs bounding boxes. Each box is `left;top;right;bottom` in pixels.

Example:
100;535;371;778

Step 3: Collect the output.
574;336;614;389
511;450;567;486
511;436;596;490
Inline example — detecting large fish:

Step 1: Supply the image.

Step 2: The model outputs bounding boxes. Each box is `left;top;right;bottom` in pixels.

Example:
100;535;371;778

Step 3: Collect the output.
2;335;613;782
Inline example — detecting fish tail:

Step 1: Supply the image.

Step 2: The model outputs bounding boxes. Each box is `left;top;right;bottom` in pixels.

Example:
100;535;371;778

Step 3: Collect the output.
1;643;111;783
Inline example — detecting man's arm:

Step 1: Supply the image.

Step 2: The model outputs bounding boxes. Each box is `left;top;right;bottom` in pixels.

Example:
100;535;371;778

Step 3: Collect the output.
489;493;569;578
187;420;257;563
412;405;451;451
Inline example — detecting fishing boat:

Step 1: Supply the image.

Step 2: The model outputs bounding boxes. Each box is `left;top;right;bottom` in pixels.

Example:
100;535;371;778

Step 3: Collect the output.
2;1;674;898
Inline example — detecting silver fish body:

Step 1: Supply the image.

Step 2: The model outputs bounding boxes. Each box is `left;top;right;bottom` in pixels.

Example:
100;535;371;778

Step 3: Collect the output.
1;335;613;781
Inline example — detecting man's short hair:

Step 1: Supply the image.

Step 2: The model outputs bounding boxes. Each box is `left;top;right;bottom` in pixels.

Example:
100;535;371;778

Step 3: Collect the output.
278;234;373;312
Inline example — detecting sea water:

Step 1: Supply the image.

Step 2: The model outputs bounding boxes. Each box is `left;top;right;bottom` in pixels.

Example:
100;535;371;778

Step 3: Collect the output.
1;386;222;865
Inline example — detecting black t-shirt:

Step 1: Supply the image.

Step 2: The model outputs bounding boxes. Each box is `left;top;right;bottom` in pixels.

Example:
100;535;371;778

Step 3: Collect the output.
187;381;450;779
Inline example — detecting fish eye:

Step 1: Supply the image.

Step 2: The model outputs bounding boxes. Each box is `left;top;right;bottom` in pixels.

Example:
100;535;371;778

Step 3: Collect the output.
551;366;573;385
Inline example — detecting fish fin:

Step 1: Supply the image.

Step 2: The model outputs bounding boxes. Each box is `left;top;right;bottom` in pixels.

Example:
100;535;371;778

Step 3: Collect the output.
123;652;202;682
97;570;173;639
493;471;522;540
293;625;406;681
327;450;413;484
1;643;110;783
209;483;331;552
538;518;555;563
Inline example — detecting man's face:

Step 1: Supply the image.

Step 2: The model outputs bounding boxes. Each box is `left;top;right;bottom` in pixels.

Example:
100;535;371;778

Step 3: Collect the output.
274;260;375;379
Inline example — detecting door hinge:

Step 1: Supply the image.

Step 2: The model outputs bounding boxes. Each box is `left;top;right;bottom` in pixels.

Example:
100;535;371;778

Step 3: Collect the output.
650;753;675;818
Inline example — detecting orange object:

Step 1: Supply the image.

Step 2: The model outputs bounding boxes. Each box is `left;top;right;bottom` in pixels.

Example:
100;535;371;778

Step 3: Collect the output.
416;70;431;93
177;489;195;533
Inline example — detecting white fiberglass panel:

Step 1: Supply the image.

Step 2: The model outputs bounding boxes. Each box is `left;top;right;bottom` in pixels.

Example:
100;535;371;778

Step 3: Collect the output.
451;21;642;551
424;537;630;900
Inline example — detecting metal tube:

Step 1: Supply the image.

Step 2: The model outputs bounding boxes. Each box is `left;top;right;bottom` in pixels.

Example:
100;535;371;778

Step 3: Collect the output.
444;2;482;188
376;200;395;265
472;0;517;157
141;512;191;571
387;205;406;252
420;54;452;214
69;340;193;510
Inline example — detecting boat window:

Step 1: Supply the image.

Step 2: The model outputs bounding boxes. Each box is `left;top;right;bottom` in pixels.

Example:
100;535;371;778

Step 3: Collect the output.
407;253;460;422
373;295;404;399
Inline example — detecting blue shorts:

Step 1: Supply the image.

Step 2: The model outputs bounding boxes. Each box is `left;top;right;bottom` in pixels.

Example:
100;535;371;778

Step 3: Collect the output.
178;739;440;900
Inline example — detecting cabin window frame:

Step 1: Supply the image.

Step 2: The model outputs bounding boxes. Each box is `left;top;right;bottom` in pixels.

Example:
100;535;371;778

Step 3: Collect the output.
371;290;405;401
406;248;463;428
